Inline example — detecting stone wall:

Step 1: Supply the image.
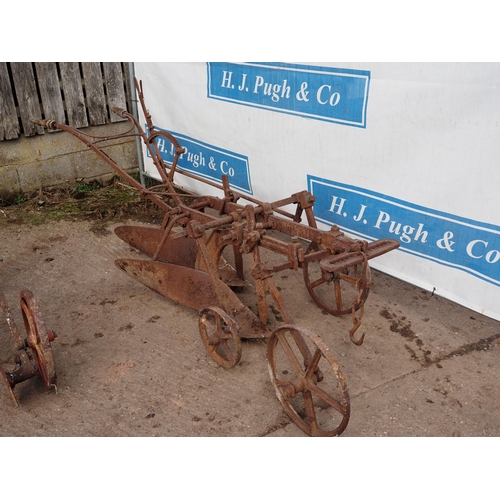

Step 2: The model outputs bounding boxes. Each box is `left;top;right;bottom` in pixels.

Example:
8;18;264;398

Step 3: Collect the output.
0;121;139;200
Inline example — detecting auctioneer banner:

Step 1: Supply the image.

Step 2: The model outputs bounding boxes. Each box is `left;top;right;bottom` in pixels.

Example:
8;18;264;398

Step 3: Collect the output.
133;62;500;321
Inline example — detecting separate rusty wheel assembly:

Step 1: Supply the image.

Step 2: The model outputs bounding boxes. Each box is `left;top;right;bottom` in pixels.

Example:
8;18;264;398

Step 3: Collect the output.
0;290;57;407
303;241;372;316
199;306;242;368
267;325;350;437
20;291;57;389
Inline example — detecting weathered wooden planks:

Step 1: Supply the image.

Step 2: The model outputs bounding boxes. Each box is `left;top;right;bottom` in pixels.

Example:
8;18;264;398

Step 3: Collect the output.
35;62;65;132
0;62;130;141
0;62;20;140
10;62;44;137
103;62;127;123
82;62;107;126
60;62;88;128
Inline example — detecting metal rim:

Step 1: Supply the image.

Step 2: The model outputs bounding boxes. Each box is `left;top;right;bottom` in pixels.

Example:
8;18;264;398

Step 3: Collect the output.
267;325;350;437
20;291;56;389
199;306;242;368
303;241;371;316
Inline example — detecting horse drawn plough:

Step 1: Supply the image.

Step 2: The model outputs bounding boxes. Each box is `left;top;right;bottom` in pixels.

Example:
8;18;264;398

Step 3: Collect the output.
34;78;399;436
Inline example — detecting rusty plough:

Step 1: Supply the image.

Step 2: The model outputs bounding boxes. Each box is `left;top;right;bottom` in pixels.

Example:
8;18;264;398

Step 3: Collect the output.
0;290;57;406
34;78;399;436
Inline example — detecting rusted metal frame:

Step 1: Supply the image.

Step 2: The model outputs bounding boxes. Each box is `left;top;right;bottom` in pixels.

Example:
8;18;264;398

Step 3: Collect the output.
265;275;294;324
191;223;236;318
266;214;357;251
199;192;356;258
112;105;186;207
195;229;232;273
221;174;240;206
131;81;391;270
134;78;169;183
190;226;247;287
67;121;138;144
151;213;187;262
185;184;317;224
94;103;185;209
257;230;393;276
254;235;304;274
34;118;177;215
248;253;315;365
166;196;219;228
144;130;184;184
134;78;185;189
6;351;38;386
243;204;318;366
303;204;318;229
232;243;245;280
195;193;352;253
139;116;316;220
348;254;369;346
268;191;317;223
35;107;184;210
242;205;269;326
254;276;269;326
168;195;355;258
165;193;369;277
36;109;196;223
168;208;228;238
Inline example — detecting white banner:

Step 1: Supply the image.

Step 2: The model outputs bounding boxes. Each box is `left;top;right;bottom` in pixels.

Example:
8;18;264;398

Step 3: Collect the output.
134;62;500;321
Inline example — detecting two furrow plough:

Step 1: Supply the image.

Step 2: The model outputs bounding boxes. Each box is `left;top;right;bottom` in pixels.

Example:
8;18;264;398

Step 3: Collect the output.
34;78;399;436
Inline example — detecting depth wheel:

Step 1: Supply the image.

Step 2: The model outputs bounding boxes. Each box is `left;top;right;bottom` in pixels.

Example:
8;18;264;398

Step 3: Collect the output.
20;291;56;389
199;306;242;368
303;241;371;316
267;325;350;437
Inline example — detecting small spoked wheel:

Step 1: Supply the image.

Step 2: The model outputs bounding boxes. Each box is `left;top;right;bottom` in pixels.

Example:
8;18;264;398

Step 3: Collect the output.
267;325;350;437
20;291;57;389
199;306;242;368
303;242;371;316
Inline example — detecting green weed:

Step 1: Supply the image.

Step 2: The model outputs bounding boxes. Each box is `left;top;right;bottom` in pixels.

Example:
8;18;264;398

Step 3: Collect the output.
14;194;27;205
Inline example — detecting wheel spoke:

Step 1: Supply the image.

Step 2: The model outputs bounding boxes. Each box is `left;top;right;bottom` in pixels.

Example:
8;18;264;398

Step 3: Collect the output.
309;276;326;289
220;327;233;340
276;330;305;376
219;339;236;363
303;390;319;435
214;313;223;331
340;274;357;284
334;279;343;311
200;316;213;334
304;348;322;378
308;383;347;415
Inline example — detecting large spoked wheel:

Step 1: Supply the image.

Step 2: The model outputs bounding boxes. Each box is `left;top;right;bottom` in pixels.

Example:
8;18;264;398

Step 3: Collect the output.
267;325;350;437
303;242;371;316
20;291;57;389
199;306;242;368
